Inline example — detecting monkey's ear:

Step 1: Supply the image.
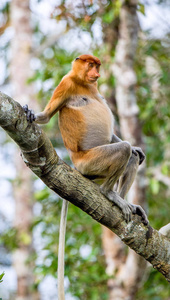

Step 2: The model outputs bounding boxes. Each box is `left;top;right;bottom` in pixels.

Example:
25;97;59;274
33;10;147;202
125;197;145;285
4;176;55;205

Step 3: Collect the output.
75;57;79;61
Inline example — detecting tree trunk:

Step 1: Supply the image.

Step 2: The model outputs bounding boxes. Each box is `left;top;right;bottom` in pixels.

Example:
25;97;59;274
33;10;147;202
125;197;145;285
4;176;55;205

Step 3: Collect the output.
102;1;147;299
10;1;39;299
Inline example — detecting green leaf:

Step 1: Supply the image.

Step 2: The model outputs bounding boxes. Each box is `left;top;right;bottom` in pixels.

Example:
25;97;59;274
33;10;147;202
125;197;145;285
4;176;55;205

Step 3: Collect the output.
20;232;32;245
35;188;50;201
150;178;160;195
102;10;114;24
161;164;169;176
0;272;5;283
138;3;145;15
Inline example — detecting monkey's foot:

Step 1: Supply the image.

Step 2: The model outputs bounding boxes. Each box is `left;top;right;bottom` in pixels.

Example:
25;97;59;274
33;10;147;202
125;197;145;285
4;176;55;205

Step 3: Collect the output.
130;204;149;225
132;146;145;165
100;188;133;223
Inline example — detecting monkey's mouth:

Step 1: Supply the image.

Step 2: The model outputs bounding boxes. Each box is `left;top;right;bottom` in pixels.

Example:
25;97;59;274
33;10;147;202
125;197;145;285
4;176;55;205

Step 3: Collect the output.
88;77;98;82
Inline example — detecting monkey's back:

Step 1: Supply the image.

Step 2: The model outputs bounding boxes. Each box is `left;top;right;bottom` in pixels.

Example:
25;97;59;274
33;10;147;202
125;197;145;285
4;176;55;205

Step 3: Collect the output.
59;95;113;153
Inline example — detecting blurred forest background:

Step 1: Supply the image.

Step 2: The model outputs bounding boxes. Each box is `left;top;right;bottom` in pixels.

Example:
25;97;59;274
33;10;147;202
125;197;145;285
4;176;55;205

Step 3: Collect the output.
0;0;170;299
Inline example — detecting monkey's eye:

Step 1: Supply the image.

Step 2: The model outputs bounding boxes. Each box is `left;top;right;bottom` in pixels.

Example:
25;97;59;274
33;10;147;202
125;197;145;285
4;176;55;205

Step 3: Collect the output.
96;65;100;72
89;63;94;68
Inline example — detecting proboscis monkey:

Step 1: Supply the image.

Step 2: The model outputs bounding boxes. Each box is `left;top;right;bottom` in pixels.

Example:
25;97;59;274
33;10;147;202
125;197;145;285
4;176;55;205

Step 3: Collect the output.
24;54;148;299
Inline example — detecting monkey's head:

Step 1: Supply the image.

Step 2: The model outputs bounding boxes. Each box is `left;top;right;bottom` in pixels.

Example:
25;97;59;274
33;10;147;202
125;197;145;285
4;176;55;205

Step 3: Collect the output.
72;54;101;84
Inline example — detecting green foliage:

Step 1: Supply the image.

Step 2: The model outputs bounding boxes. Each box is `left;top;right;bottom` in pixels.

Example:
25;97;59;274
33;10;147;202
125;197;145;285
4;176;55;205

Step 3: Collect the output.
65;206;109;299
136;39;170;166
0;228;18;251
137;269;170;300
150;178;160;195
147;188;169;230
135;29;170;299
30;48;76;108
102;9;115;24
138;3;145;15
0;272;5;283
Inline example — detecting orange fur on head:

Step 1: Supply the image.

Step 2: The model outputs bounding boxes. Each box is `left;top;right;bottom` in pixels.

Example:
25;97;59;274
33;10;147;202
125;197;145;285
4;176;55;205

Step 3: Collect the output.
75;54;101;65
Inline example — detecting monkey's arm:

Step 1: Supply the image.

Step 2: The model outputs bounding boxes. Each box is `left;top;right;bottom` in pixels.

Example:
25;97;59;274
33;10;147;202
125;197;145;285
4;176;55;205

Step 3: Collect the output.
24;78;71;124
23;93;64;124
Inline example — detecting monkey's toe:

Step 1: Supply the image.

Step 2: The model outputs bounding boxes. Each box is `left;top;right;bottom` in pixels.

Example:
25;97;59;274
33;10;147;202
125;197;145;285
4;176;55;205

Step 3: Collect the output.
131;204;149;225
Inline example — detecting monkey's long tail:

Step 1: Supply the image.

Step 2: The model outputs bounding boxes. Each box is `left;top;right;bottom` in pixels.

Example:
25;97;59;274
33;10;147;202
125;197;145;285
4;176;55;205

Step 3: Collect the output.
58;199;69;300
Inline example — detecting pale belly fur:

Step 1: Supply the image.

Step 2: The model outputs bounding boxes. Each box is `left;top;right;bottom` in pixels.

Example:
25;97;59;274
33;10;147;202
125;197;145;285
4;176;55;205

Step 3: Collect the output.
80;100;113;149
61;95;114;151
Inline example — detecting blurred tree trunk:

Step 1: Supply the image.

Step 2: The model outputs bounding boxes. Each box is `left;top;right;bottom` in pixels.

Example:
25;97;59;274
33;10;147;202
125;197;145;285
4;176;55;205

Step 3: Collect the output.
102;1;147;299
10;0;39;299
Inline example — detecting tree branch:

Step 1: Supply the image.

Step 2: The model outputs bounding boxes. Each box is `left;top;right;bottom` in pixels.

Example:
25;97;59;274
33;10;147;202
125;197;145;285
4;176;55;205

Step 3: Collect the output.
0;91;169;282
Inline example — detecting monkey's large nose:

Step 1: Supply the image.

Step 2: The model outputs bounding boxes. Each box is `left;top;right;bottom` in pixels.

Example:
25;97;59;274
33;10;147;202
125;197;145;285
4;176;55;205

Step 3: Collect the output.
95;73;100;78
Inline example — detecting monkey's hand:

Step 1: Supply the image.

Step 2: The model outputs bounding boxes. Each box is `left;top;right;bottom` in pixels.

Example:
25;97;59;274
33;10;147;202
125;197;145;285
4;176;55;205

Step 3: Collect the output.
132;146;145;165
131;204;149;225
100;189;133;223
23;105;36;123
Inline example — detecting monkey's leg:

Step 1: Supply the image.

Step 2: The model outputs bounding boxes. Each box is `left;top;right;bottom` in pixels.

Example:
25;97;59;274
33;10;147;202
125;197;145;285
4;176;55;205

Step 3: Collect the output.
72;141;134;222
73;141;131;180
99;161;134;223
117;152;139;199
117;153;148;225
